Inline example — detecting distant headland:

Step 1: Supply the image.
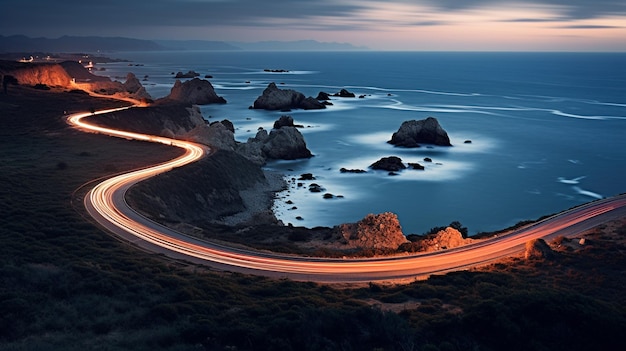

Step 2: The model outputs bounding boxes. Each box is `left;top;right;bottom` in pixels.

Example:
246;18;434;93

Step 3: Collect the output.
0;35;369;54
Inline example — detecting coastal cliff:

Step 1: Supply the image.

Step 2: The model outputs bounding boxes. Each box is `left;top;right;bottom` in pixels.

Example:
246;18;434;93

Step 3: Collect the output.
126;149;282;226
0;59;152;101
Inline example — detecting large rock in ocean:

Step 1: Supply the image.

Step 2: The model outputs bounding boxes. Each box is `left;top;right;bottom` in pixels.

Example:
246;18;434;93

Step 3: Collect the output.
238;116;313;163
161;78;226;105
122;73;152;101
261;126;313;160
252;82;326;111
388;117;452;147
335;212;408;250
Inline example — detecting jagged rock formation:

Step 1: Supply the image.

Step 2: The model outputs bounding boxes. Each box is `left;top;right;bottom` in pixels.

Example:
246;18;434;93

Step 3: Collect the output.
389;117;452;147
187;120;237;151
334;212;408;250
525;239;554;260
416;227;475;253
273;115;296;129
316;91;331;100
159;78;226;105
252;82;325;111
237;116;313;163
174;70;200;78
333;88;356;98
260;126;313;160
122;73;151;100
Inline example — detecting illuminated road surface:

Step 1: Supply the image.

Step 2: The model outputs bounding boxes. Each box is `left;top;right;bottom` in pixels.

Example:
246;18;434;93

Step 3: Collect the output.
69;107;626;283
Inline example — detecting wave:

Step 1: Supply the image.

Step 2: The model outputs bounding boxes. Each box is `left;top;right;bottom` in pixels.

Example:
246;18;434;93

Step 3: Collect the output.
212;84;259;91
249;70;318;75
557;176;586;184
572;186;604;199
378;100;498;115
549;109;626;121
284;83;481;98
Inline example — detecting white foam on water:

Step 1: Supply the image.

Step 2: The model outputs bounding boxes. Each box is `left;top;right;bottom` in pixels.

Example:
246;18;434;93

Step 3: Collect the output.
333;156;472;182
517;159;547;169
549;109;624;120
346;131;395;147
212;83;260;91
572;186;604;199
557;176;586;185
271;176;363;228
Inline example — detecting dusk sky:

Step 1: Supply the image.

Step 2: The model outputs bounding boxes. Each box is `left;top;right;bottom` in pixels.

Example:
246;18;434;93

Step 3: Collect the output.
1;0;625;51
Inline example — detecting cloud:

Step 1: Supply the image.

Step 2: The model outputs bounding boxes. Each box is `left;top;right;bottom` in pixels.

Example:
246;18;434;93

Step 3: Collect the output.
1;0;625;41
558;24;623;29
422;0;626;21
0;0;367;29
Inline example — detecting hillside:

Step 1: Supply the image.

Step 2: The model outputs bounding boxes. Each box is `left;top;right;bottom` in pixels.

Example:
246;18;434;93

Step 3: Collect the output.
1;84;624;350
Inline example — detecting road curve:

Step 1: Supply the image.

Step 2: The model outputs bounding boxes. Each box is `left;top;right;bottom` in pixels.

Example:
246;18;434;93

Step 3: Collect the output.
68;107;626;283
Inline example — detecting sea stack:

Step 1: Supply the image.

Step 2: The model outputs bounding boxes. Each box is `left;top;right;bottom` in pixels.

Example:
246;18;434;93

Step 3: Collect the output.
388;117;452;147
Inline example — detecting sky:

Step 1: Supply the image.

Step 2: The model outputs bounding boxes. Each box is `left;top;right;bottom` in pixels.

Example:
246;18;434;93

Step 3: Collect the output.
1;0;625;51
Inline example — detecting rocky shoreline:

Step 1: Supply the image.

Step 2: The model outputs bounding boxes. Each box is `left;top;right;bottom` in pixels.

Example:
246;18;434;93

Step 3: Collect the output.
219;169;287;226
1;58;490;257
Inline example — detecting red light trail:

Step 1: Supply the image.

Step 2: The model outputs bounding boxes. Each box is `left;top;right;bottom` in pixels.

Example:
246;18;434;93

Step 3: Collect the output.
68;107;626;283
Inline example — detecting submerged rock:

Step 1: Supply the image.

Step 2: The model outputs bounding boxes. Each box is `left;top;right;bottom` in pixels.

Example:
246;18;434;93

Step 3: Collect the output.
370;156;406;172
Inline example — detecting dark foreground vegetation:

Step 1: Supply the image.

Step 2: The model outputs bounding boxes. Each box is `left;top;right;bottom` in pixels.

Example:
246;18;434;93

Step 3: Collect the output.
1;86;625;350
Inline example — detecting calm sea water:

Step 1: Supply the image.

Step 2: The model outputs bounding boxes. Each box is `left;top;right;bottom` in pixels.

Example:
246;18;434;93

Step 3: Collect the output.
96;51;626;235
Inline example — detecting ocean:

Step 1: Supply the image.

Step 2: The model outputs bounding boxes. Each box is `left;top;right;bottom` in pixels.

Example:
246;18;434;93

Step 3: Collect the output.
94;51;626;235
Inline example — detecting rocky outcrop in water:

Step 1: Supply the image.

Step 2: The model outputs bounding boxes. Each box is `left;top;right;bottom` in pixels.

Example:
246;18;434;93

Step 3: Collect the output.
273;115;297;129
122;73;151;100
237;117;313;163
160;78;226;105
389;117;452;147
174;70;200;78
252;82;325;111
335;212;408;250
370;156;406;172
333;88;355;98
260;126;313;160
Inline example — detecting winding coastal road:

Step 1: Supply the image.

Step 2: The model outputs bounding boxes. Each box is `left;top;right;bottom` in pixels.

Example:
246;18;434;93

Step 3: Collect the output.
68;107;626;283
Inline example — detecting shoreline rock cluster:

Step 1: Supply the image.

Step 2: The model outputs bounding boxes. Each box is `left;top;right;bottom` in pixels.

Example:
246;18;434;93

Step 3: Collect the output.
1;59;474;255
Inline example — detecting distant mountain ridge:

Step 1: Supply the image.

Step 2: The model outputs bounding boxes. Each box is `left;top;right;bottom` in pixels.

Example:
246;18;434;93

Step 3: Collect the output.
228;40;369;51
0;35;163;52
0;35;368;53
